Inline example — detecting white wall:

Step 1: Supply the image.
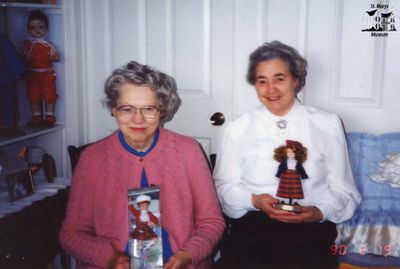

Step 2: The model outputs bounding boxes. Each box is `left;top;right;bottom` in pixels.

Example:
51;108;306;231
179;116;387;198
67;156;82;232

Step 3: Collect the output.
304;0;400;134
71;0;400;151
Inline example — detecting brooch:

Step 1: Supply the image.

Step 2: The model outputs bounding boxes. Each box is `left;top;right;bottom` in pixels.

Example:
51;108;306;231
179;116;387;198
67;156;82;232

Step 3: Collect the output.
276;120;287;130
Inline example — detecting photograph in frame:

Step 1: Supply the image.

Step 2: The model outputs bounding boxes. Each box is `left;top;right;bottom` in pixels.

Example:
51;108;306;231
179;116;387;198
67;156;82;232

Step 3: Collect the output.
6;169;35;202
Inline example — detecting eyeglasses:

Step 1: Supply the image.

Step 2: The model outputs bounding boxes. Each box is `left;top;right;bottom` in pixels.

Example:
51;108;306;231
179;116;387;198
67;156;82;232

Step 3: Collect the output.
116;105;160;119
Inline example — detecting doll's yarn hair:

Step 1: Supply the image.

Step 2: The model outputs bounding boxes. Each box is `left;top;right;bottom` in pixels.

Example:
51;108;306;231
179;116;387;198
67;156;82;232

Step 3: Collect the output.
273;144;308;164
27;10;49;28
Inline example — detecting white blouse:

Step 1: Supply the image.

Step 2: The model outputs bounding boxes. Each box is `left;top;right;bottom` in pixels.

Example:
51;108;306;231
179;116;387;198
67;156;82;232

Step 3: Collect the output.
213;100;361;223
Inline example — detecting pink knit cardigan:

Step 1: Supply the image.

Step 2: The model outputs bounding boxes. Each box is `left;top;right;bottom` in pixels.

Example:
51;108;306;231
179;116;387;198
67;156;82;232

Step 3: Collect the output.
59;128;225;269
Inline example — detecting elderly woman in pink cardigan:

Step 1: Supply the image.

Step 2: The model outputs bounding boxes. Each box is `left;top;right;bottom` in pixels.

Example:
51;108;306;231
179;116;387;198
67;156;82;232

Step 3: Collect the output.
59;61;225;269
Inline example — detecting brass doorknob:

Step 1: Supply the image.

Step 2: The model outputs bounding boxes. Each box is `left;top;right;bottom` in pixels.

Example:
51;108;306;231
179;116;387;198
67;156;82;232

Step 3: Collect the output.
210;112;225;126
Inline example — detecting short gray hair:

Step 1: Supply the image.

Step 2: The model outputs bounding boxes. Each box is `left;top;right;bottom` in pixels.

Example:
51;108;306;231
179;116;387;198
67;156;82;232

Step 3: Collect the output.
246;40;307;93
104;61;181;124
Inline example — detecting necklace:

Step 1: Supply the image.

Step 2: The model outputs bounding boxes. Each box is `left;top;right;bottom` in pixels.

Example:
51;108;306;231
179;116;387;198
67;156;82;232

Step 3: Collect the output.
276;120;287;130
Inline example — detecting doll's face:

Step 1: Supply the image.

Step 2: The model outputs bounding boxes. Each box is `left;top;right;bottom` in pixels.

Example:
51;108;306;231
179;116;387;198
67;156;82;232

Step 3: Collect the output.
286;148;296;159
27;19;48;38
138;202;150;210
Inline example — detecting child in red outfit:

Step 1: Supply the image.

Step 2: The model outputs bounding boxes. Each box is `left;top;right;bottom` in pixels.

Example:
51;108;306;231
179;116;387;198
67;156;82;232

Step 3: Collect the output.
21;9;60;127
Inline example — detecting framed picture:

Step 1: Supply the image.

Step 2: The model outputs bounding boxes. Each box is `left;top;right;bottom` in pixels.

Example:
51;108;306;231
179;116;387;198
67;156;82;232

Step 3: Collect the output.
6;169;35;202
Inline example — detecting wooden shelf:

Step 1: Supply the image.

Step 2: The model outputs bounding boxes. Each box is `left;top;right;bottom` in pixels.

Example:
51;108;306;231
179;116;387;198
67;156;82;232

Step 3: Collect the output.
0;124;64;147
0;2;62;9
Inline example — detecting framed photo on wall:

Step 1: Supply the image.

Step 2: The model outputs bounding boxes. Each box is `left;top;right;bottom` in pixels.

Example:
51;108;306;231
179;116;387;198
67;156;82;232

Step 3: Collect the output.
6;169;35;202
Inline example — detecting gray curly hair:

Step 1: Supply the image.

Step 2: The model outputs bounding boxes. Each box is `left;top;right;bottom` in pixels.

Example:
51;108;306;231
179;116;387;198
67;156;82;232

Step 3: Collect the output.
104;61;181;124
246;40;307;93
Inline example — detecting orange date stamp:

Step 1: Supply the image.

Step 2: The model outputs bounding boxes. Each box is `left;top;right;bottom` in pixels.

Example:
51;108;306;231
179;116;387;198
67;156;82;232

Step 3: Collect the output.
331;244;396;256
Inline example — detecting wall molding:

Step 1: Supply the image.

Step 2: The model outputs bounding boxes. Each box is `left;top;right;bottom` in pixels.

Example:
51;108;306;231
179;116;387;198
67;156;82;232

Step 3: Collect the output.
331;0;385;107
163;0;211;97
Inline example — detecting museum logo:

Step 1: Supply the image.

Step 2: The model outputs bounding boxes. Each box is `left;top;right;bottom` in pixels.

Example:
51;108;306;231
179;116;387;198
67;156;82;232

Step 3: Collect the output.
362;3;397;37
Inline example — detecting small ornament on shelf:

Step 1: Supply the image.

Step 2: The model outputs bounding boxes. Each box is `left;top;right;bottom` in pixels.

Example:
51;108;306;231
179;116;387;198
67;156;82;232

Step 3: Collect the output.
19;146;57;182
6;169;35;202
42;153;56;182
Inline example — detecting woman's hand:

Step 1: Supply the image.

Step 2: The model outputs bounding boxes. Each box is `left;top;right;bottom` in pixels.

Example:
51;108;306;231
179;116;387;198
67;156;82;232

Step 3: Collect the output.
252;194;323;223
164;250;192;269
251;193;280;215
271;205;323;223
107;251;130;269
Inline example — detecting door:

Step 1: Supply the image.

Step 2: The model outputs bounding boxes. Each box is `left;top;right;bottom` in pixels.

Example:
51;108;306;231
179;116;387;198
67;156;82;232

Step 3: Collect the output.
108;0;307;156
158;0;236;156
303;0;400;133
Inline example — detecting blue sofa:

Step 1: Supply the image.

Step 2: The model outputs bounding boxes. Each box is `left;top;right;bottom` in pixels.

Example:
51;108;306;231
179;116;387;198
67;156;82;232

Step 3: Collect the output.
336;132;400;267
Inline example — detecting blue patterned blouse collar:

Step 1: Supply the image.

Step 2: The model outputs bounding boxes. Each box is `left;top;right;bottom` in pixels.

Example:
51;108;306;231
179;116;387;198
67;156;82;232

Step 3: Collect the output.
118;128;160;157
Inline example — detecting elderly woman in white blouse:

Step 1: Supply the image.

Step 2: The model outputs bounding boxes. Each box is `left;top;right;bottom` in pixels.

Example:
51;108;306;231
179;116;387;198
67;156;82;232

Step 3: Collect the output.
213;41;361;269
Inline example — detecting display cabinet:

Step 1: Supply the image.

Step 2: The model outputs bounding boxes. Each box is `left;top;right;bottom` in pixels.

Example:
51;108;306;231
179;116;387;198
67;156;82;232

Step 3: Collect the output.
0;0;68;177
0;3;74;268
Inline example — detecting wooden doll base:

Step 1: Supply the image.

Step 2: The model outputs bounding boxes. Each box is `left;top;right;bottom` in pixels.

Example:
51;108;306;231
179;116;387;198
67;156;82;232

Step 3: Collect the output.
273;203;302;213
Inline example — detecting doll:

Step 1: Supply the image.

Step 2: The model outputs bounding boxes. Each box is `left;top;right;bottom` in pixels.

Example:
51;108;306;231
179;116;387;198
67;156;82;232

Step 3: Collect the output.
20;9;60;127
0;34;25;137
129;194;159;241
273;140;308;212
129;194;160;267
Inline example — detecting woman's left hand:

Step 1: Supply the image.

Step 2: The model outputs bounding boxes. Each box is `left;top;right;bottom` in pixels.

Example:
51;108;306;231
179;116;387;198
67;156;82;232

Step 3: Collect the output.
164;250;192;269
270;206;323;223
107;251;130;269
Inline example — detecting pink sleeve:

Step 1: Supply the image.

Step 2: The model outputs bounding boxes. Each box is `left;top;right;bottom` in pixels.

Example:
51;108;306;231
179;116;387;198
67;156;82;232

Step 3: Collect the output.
59;151;114;267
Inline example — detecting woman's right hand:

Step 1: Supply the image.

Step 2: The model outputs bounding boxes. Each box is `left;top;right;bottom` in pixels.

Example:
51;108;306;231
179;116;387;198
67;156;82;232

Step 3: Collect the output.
107;251;130;269
252;193;323;223
251;193;280;215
